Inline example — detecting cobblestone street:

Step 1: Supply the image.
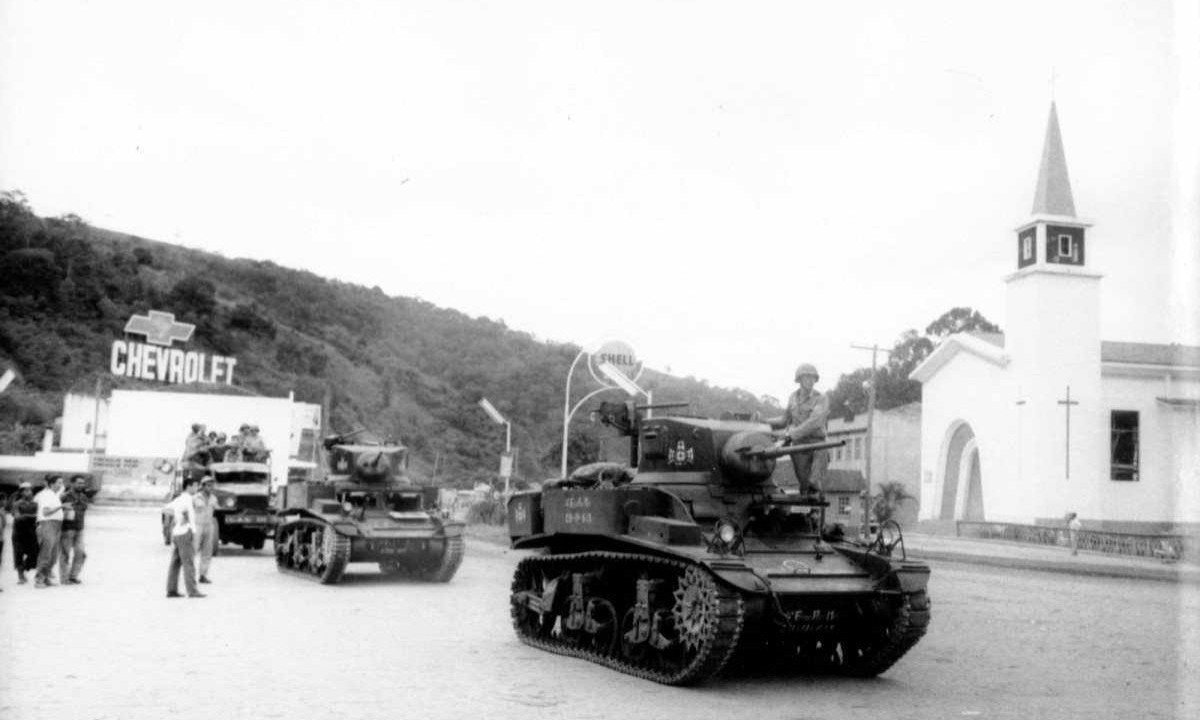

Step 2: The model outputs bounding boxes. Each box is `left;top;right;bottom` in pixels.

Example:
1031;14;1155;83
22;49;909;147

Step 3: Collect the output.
2;506;1196;720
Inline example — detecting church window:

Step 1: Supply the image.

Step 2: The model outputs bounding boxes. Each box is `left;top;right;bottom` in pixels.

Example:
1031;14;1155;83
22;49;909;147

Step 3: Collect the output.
838;496;852;515
1057;234;1076;261
1022;235;1033;261
1110;411;1139;481
853;437;863;460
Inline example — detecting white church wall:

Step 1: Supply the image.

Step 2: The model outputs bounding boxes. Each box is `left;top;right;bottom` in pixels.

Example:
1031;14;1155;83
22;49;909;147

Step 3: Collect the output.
1099;373;1200;525
918;352;1017;522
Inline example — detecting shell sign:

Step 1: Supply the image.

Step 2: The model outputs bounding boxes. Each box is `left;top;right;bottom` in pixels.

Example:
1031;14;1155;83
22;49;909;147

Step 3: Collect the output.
110;310;238;385
588;340;643;384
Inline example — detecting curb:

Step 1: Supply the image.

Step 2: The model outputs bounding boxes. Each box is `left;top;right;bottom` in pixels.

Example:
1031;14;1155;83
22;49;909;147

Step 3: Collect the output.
909;548;1197;585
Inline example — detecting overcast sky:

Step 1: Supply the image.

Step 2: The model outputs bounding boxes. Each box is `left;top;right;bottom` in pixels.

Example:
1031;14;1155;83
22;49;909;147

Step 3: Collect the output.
2;1;1195;402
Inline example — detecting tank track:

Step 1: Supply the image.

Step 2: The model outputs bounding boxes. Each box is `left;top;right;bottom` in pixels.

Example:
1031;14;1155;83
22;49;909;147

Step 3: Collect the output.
510;551;745;686
766;589;931;677
378;535;465;582
274;518;350;585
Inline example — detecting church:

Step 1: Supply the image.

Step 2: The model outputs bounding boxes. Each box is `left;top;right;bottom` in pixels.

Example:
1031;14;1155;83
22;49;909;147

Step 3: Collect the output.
911;103;1200;534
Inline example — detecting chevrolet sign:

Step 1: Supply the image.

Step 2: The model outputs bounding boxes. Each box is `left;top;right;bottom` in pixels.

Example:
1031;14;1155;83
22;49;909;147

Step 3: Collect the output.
111;311;237;385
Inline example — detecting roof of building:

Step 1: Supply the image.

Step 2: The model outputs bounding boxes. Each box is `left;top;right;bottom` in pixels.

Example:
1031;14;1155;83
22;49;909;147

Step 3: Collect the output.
1032;102;1077;217
1101;341;1200;368
823;468;867;493
909;332;1009;383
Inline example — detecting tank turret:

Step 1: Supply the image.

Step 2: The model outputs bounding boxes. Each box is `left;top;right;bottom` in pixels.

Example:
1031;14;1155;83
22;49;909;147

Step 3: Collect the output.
323;433;408;484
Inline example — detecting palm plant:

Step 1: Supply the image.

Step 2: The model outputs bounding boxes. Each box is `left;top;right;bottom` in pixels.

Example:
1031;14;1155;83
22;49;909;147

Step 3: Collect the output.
871;481;916;525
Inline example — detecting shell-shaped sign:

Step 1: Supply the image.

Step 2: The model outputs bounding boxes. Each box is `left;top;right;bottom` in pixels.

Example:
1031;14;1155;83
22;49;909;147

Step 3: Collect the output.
588;340;643;386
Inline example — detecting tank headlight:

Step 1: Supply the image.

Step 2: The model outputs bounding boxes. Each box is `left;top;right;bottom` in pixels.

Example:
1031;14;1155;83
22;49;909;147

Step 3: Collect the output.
718;522;737;544
221;497;237;508
342;501;354;514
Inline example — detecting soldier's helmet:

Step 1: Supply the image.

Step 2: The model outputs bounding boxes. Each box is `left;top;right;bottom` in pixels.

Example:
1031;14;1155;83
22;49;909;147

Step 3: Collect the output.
794;363;820;382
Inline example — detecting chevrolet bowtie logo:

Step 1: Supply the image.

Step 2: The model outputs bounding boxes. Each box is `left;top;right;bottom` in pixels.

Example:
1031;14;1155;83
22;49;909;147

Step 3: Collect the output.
124;311;195;347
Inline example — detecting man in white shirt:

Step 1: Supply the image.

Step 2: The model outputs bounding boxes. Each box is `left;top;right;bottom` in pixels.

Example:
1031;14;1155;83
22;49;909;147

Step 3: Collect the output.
34;476;65;588
165;478;205;598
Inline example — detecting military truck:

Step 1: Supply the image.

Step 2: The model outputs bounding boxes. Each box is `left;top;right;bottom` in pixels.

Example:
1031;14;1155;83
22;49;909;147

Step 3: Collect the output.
160;460;275;550
273;431;463;584
507;401;931;685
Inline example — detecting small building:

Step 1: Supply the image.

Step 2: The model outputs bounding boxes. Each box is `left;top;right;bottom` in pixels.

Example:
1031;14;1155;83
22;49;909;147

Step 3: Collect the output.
826;403;922;526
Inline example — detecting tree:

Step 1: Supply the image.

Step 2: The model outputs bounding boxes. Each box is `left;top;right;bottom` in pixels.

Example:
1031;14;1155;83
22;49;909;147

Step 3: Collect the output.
925;306;1001;339
827;307;1001;417
871;481;917;524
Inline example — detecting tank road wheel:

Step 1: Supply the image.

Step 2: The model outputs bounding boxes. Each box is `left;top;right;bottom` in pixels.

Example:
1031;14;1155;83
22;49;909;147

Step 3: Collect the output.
311;525;350;585
274;526;295;570
510;553;745;686
414;535;464;583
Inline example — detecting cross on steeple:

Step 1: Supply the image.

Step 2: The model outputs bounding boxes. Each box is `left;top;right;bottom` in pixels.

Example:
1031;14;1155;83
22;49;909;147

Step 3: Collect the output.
1057;386;1080;478
124;311;195;347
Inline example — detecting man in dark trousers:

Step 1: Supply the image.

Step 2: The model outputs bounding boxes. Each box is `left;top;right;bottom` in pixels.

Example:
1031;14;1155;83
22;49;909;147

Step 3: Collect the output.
59;475;91;584
11;482;39;583
164;477;205;598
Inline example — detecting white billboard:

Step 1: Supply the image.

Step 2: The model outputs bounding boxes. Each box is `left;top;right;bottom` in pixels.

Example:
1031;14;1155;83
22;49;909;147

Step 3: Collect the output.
104;389;297;487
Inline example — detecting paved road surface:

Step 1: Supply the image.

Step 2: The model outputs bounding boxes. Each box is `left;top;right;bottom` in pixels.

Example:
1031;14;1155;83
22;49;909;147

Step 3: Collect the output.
1;507;1195;720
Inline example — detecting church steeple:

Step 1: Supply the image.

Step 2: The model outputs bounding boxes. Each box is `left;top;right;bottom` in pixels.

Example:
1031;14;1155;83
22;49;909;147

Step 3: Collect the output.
1014;102;1090;271
1031;102;1077;217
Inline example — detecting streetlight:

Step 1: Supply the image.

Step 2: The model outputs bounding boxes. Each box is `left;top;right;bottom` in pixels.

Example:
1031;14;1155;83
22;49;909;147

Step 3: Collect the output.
478;398;512;495
559;357;649;479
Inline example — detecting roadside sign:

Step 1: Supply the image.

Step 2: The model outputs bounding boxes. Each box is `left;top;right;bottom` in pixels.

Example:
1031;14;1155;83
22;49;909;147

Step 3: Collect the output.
499;452;513;479
589;340;642;386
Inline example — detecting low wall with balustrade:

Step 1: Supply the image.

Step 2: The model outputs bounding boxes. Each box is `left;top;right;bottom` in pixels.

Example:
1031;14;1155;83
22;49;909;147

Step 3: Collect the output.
955;520;1186;561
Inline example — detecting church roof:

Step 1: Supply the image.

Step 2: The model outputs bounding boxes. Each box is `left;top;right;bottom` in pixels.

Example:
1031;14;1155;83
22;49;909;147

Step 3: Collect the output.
909;333;1009;383
1102;341;1200;368
1031;102;1077;217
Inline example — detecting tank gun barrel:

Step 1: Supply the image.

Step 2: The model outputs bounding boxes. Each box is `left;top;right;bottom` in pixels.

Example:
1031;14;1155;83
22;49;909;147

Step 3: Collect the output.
634;402;690;412
738;438;845;460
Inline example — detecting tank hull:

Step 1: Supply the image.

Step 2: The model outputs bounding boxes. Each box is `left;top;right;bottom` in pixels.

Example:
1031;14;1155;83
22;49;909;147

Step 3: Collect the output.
508;486;930;684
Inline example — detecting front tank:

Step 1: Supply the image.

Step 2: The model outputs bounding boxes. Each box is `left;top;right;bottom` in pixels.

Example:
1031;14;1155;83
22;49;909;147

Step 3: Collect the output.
274;434;464;584
507;402;931;684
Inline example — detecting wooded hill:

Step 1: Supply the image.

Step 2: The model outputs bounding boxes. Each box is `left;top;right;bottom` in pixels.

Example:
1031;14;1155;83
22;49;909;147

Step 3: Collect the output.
0;191;774;487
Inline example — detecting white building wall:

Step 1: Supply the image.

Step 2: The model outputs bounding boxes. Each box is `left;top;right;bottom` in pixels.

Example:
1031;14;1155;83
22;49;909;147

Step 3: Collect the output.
104;390;296;487
918;353;1019;521
60;392;109;451
1005;267;1104;522
1099;372;1200;525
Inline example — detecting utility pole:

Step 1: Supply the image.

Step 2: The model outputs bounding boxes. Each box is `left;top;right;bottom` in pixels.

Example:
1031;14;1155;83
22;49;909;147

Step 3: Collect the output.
850;343;893;538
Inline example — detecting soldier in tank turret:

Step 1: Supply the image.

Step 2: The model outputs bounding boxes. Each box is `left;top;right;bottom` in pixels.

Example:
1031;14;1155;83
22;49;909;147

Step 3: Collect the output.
767;362;830;494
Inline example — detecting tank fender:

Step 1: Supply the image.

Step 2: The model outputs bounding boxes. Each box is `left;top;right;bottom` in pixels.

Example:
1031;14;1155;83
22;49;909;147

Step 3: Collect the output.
894;563;931;593
437;520;464;538
699;558;770;594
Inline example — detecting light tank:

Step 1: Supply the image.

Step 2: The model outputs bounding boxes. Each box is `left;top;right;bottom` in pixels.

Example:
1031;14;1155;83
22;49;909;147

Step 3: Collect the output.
507;401;930;685
273;431;464;584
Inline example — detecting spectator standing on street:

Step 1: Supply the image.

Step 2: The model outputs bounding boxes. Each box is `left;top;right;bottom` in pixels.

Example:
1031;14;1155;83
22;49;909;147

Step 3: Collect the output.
165;478;205;598
1067;512;1083;556
34;475;65;588
193;476;218;584
58;475;91;584
11;482;39;584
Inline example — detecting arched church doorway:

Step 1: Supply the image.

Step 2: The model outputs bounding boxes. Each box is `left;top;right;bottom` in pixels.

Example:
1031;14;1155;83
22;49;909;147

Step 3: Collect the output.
940;422;984;520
